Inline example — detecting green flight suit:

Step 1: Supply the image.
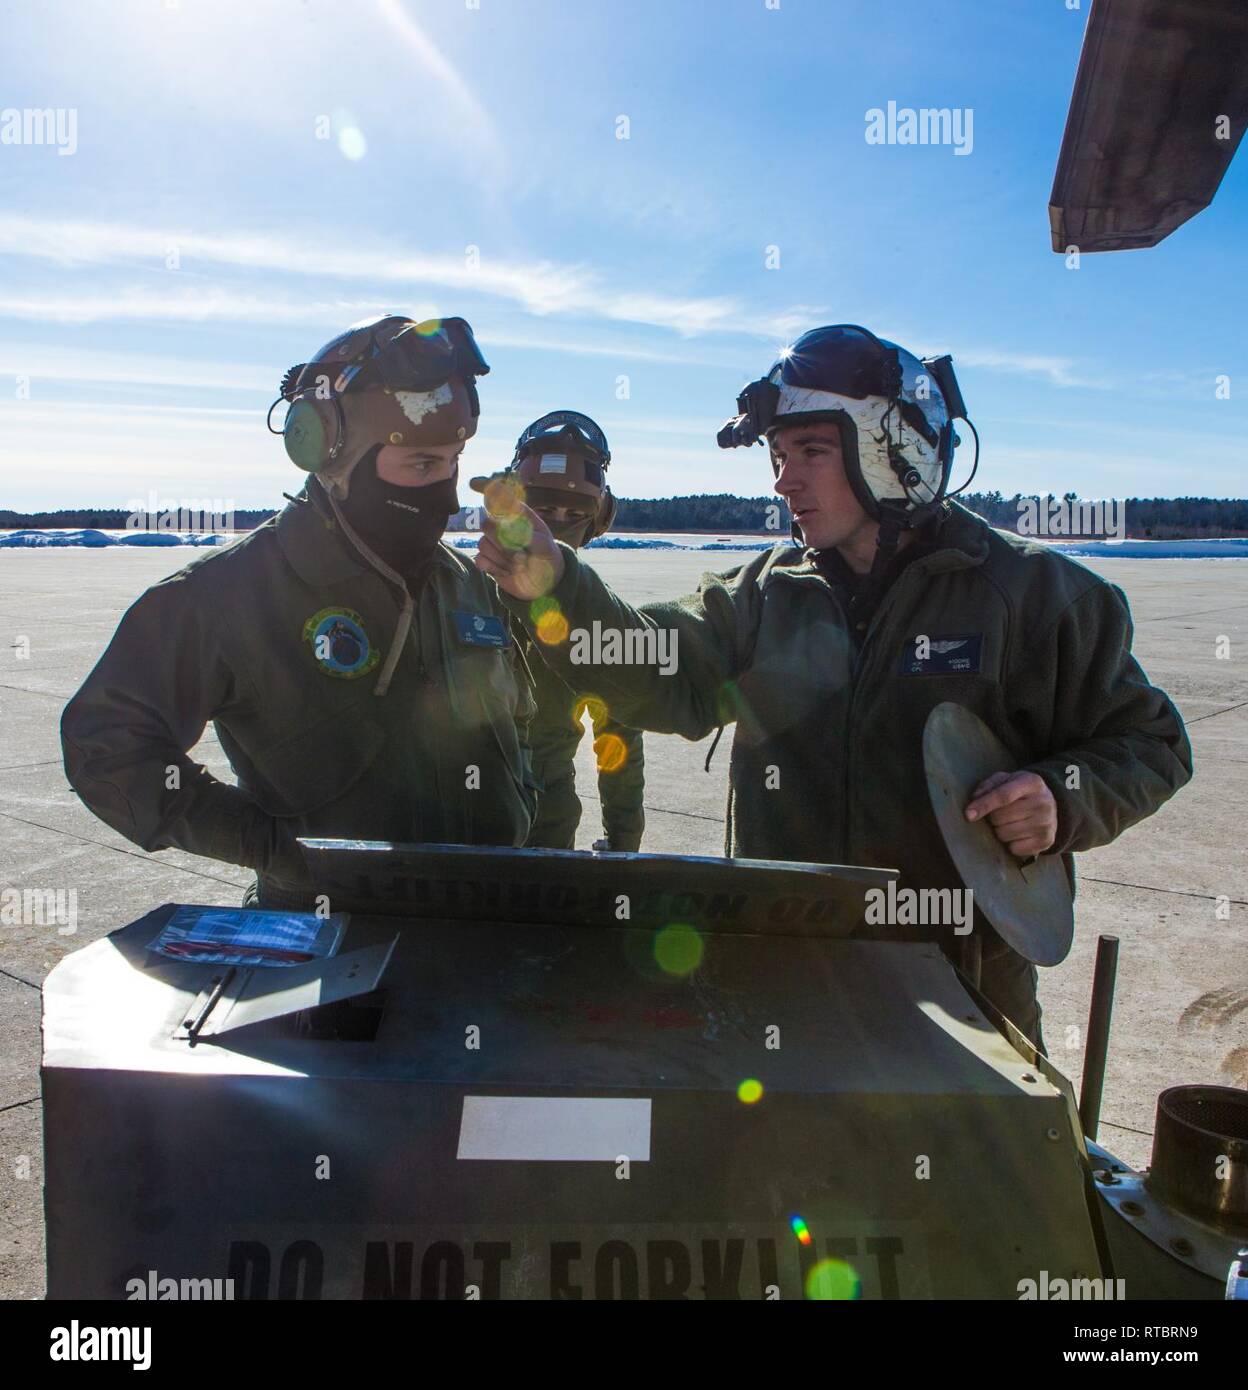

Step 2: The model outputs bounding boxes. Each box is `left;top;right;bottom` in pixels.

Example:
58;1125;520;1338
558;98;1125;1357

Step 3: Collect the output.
497;501;1194;1046
524;638;645;852
61;484;539;908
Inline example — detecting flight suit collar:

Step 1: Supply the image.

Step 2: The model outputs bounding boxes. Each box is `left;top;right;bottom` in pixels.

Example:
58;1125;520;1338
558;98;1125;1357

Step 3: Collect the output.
275;480;470;590
275;482;369;588
777;500;991;585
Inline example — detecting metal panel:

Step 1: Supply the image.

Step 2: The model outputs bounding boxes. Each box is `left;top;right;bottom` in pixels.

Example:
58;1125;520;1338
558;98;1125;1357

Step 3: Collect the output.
45;1070;1096;1300
297;839;898;936
1049;0;1248;251
43;877;1103;1299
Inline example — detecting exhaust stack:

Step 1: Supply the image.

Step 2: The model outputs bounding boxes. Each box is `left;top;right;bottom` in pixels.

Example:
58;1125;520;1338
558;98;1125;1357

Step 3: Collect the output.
1148;1085;1248;1235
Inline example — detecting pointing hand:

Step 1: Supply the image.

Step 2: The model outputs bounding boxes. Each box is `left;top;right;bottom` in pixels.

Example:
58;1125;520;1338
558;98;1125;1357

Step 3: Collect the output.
469;474;566;601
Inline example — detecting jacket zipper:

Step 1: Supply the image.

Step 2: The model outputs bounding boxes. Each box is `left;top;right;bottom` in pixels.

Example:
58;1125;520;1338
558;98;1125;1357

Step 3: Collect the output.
839;630;862;865
837;567;922;864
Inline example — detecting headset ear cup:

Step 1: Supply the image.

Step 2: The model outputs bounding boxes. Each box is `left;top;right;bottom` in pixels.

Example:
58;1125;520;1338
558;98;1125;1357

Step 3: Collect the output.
283;397;336;473
592;486;617;539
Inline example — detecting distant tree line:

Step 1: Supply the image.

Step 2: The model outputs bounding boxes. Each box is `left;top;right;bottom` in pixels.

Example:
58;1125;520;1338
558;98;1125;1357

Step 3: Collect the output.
3;494;1247;537
608;493;1248;536
612;494;788;531
0;497;793;533
957;493;1248;539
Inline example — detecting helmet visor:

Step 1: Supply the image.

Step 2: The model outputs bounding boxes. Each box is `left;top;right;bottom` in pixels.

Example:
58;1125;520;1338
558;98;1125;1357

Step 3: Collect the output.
515;410;610;464
773;325;901;400
718;325;900;449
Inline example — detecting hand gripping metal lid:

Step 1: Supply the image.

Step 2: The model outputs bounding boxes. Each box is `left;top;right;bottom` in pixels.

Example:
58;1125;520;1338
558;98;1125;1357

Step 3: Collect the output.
923;701;1074;967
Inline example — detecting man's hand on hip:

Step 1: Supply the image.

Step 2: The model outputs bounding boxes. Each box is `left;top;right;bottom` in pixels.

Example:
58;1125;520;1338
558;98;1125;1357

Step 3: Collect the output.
964;770;1058;857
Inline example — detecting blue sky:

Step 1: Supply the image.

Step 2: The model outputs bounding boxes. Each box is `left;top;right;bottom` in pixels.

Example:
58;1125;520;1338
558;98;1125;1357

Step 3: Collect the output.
1;0;1245;511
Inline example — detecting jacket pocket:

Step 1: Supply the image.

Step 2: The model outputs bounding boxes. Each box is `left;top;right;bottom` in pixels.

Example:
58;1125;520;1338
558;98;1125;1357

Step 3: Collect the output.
245;698;388;817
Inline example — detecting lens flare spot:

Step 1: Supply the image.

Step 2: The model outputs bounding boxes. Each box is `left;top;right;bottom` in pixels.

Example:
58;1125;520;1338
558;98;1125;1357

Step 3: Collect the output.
330;109;367;162
529;557;556;595
337;126;367;161
790;1215;812;1245
737;1078;764;1105
535;608;569;645
575;695;609;725
594;732;628;774
654;924;702;976
414;319;443;337
805;1259;861;1301
716;677;745;723
498;513;534;551
483;474;527;518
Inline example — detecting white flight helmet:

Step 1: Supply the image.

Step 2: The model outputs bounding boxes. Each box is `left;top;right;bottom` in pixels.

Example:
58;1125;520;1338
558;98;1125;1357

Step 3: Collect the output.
718;323;970;530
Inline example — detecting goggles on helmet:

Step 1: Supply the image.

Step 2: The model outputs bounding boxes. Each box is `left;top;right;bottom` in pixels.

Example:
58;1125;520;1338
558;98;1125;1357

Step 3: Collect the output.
513;410;610;466
717;325;901;449
717;324;966;450
280;316;490;403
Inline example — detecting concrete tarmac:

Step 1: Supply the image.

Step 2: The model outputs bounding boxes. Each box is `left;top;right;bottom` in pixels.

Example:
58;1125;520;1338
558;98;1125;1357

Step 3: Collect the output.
1;543;1245;1297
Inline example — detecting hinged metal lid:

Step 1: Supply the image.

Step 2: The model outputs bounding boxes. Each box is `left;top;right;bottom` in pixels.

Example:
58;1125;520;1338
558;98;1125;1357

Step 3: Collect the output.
297;839;897;935
173;938;396;1041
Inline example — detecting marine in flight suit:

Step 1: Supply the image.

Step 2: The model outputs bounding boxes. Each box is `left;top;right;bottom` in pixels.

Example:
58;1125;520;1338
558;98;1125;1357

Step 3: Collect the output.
62;315;539;909
502;411;645;854
472;326;1193;1047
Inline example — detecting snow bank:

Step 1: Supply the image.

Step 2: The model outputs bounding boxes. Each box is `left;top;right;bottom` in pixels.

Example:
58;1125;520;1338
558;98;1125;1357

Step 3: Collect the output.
449;534;776;552
0;529;226;548
1045;538;1248;559
4;529;1246;557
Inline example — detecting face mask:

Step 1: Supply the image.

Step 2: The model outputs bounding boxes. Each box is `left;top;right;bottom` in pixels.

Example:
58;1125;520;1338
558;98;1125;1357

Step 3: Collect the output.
341;451;459;574
543;512;596;548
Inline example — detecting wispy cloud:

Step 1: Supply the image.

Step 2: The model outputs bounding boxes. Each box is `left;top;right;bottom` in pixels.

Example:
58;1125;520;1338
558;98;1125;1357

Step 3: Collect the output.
0;216;739;337
0;326;733;404
0;344;273;393
954;347;1112;390
0;402;259;432
0;287;415;329
458;330;733;368
0;219;1117;391
0;215;587;313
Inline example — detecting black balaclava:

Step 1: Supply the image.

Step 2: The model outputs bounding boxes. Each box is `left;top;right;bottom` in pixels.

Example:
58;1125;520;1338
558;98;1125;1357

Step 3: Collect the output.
339;447;460;579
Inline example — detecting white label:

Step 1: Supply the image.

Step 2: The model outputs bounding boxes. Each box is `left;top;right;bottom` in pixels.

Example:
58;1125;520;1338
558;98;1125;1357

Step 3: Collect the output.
538;453;567;474
395;382;453;426
457;1096;651;1161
